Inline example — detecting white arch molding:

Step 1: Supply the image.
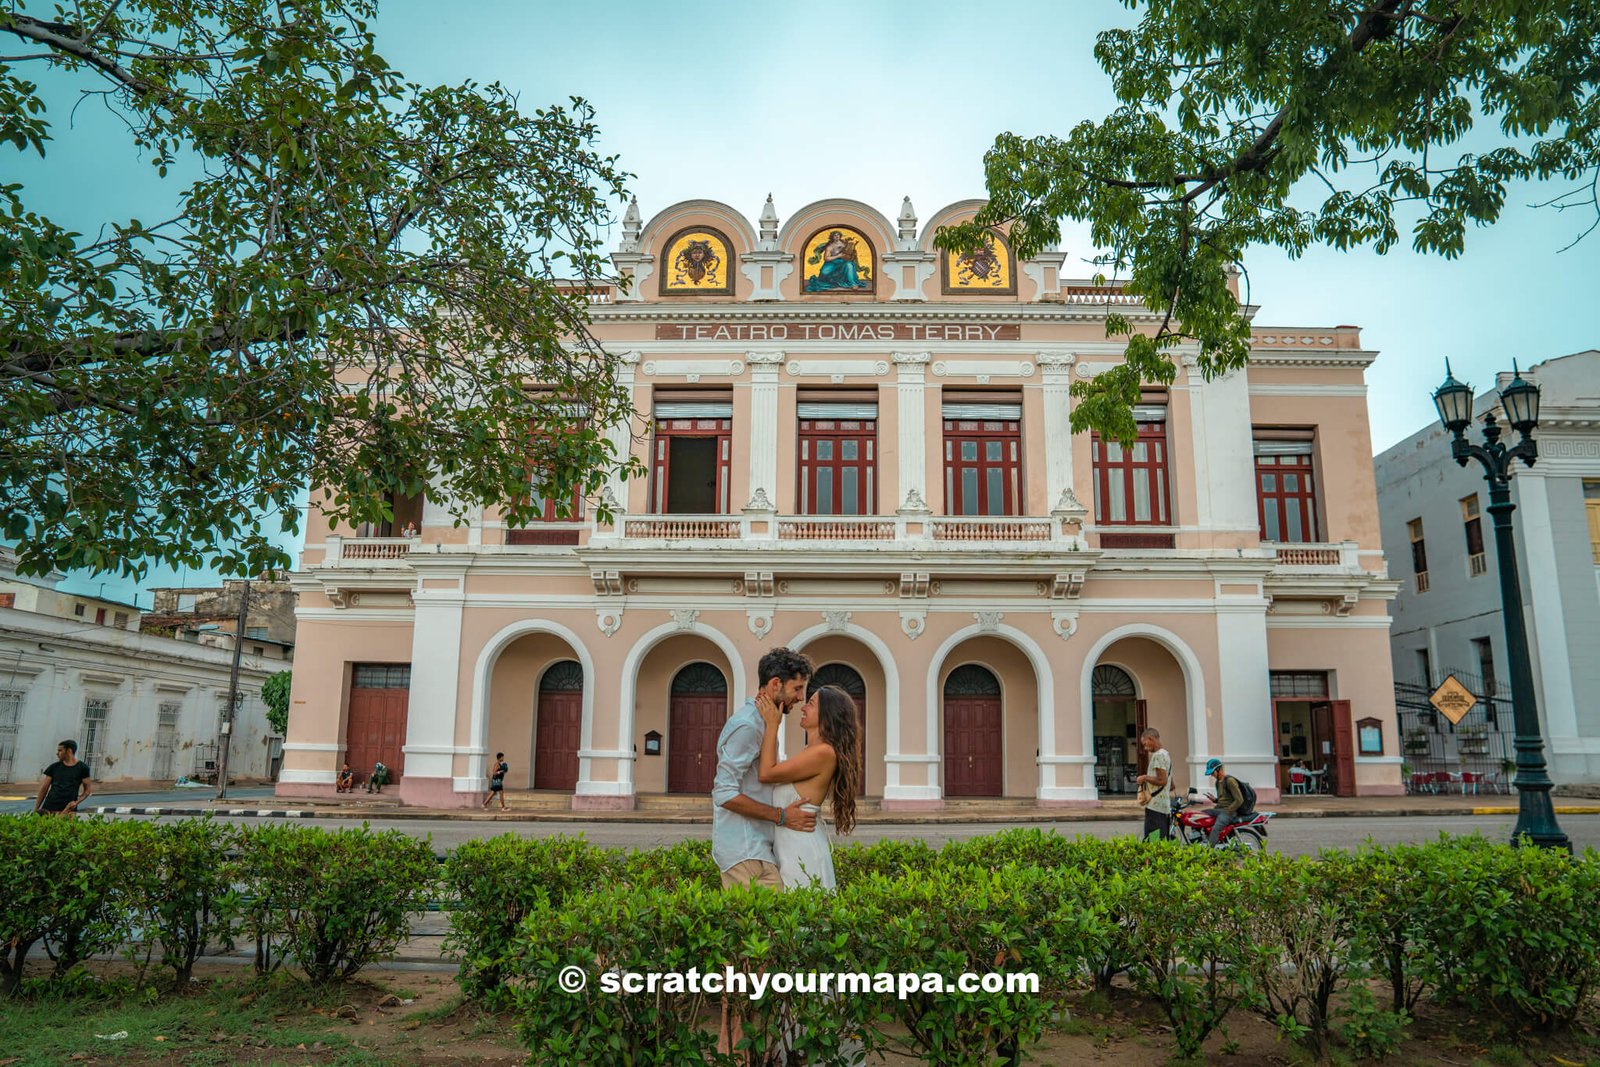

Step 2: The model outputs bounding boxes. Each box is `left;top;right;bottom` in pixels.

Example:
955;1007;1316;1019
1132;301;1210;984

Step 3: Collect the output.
789;622;902;795
1077;624;1209;798
919;623;1065;804
603;619;749;803
467;619;596;794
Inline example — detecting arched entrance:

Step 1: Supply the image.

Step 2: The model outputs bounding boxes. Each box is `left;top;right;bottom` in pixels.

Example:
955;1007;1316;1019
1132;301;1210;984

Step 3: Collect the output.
943;664;1003;797
810;662;867;796
533;660;583;791
668;662;728;793
1091;665;1145;795
1084;633;1194;798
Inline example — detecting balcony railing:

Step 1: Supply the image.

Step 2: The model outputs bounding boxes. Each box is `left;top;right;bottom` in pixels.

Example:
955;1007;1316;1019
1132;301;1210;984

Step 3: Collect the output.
606;513;1082;546
779;517;897;541
322;535;418;565
1266;541;1362;571
931;518;1052;542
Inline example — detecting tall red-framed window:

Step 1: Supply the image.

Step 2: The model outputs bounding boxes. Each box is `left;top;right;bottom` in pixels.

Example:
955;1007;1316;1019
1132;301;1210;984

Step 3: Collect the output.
507;416;588;545
1253;433;1320;543
798;397;877;515
941;397;1022;516
1091;401;1170;525
651;396;733;514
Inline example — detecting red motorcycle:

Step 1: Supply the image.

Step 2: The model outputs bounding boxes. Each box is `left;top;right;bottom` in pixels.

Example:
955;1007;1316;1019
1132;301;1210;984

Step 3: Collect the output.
1169;792;1274;851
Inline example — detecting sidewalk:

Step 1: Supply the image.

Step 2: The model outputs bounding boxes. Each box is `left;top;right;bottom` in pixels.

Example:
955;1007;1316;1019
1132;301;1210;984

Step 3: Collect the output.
89;790;1600;824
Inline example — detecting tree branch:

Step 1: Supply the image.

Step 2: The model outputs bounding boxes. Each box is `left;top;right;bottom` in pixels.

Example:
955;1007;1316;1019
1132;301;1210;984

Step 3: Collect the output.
2;13;163;98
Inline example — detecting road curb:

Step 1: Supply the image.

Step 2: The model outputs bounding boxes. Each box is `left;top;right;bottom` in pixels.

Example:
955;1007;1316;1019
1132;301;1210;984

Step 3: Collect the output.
90;804;1600;823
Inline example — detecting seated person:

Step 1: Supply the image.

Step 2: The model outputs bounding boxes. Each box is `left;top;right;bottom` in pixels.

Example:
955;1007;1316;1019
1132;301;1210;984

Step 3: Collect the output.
1203;758;1253;845
366;760;390;793
1289;759;1308;791
336;763;355;793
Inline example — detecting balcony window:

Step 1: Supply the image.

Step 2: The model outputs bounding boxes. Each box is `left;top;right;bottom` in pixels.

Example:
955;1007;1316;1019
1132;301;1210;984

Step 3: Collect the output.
1254;434;1319;543
651;398;732;514
1408;518;1429;593
1460;494;1486;577
798;398;877;516
942;398;1022;517
1092;401;1170;525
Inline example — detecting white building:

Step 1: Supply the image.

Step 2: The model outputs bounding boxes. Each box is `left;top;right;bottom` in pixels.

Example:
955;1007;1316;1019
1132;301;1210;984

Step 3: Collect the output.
0;550;281;785
1376;350;1600;785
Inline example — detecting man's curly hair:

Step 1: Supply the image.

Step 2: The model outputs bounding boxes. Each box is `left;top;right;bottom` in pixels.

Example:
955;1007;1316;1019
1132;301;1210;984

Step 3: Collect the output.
758;647;813;687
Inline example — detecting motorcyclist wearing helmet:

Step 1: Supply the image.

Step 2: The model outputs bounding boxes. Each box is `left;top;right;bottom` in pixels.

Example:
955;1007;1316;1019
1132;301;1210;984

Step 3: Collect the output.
1203;758;1248;846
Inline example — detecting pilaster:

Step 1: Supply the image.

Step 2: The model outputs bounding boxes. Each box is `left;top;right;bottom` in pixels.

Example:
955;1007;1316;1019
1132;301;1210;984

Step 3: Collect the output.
893;351;931;512
398;569;468;806
745;351;784;506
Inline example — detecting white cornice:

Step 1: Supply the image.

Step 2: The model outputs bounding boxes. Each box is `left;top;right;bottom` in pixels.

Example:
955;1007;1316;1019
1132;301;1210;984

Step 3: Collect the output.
1248;348;1378;369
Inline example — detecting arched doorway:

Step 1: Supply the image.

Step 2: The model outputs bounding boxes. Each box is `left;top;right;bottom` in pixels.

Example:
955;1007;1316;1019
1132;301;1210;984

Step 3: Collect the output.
668;662;728;793
943;664;1002;797
533;660;583;791
1091;665;1145;795
810;663;867;796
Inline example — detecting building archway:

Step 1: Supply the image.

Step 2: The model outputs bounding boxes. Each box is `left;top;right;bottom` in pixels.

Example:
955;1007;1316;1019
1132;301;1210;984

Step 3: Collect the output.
788;623;896;798
810;662;868;796
1090;664;1143;795
1082;629;1198;797
667;661;729;794
942;663;1004;796
469;619;596;789
533;660;583;791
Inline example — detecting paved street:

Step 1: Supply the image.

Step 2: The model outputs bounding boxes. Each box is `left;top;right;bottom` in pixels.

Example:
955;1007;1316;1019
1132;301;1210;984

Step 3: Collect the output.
0;784;275;814
80;809;1600;856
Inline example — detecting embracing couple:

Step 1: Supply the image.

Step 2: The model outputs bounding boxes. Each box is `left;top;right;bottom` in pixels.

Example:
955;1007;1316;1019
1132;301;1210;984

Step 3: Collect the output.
711;646;862;892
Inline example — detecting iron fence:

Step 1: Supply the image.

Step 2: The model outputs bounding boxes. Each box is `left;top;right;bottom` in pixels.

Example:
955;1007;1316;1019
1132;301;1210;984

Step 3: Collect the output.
1394;666;1515;794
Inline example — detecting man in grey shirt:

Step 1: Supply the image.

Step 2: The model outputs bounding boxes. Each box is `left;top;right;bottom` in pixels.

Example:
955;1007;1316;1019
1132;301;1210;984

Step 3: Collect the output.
711;646;817;888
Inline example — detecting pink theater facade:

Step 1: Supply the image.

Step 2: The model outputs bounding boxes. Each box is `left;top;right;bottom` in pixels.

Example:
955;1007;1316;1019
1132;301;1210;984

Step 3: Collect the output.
277;196;1404;810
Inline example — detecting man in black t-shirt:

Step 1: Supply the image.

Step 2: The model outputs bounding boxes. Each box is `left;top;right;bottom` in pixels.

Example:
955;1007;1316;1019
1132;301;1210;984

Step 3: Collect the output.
35;739;93;815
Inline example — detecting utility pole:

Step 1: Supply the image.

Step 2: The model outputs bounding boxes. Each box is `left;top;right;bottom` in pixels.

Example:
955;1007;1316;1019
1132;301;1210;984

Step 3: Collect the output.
216;577;251;801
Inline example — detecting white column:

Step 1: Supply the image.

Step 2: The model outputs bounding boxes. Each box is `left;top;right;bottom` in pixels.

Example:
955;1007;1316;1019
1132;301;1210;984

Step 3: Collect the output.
1215;597;1277;794
1513;472;1579;742
1039;351;1077;509
1186;357;1259;534
745;350;784;506
602;351;641;515
400;568;468;799
893;351;931;510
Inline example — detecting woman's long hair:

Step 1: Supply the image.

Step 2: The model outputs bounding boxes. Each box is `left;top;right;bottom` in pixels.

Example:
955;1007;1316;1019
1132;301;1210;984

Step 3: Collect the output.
813;684;861;835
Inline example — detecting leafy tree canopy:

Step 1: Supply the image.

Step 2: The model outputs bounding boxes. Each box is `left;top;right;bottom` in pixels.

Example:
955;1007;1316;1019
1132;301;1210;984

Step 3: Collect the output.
262;668;290;736
943;0;1599;442
1;0;636;578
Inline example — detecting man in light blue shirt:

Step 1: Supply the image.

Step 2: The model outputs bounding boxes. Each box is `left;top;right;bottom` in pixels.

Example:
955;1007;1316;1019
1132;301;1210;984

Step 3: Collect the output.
711;646;816;887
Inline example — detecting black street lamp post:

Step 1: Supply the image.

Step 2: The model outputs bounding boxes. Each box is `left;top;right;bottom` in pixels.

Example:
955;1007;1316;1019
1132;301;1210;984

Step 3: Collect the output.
1431;362;1571;851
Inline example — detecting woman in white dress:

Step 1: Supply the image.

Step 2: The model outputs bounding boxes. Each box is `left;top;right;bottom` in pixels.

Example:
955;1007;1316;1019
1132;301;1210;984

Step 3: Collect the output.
755;684;861;890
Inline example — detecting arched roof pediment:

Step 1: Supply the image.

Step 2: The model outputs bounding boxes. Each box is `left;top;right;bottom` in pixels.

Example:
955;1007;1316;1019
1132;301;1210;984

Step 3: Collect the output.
777;199;897;257
920;199;1001;253
637;200;758;257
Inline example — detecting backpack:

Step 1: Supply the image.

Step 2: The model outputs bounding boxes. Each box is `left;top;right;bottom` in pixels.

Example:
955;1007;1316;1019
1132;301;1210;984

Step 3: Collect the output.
1231;776;1257;814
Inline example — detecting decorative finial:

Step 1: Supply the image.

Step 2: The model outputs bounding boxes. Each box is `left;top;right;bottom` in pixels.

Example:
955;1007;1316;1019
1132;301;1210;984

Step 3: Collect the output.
758;193;779;250
898;196;917;241
620;195;642;252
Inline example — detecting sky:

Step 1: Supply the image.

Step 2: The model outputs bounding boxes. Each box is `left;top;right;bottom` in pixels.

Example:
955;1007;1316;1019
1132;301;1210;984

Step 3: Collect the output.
20;0;1600;603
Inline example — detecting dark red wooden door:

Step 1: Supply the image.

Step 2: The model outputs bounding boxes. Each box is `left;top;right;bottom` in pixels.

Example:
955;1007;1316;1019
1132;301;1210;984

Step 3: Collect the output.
346;688;407;781
1315;699;1357;797
668;693;725;793
533;690;582;791
944;695;1003;796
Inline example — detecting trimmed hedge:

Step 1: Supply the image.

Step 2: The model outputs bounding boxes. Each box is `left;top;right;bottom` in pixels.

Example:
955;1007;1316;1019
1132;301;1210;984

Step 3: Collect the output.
5;817;1598;1062
0;815;438;992
485;829;1600;1063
